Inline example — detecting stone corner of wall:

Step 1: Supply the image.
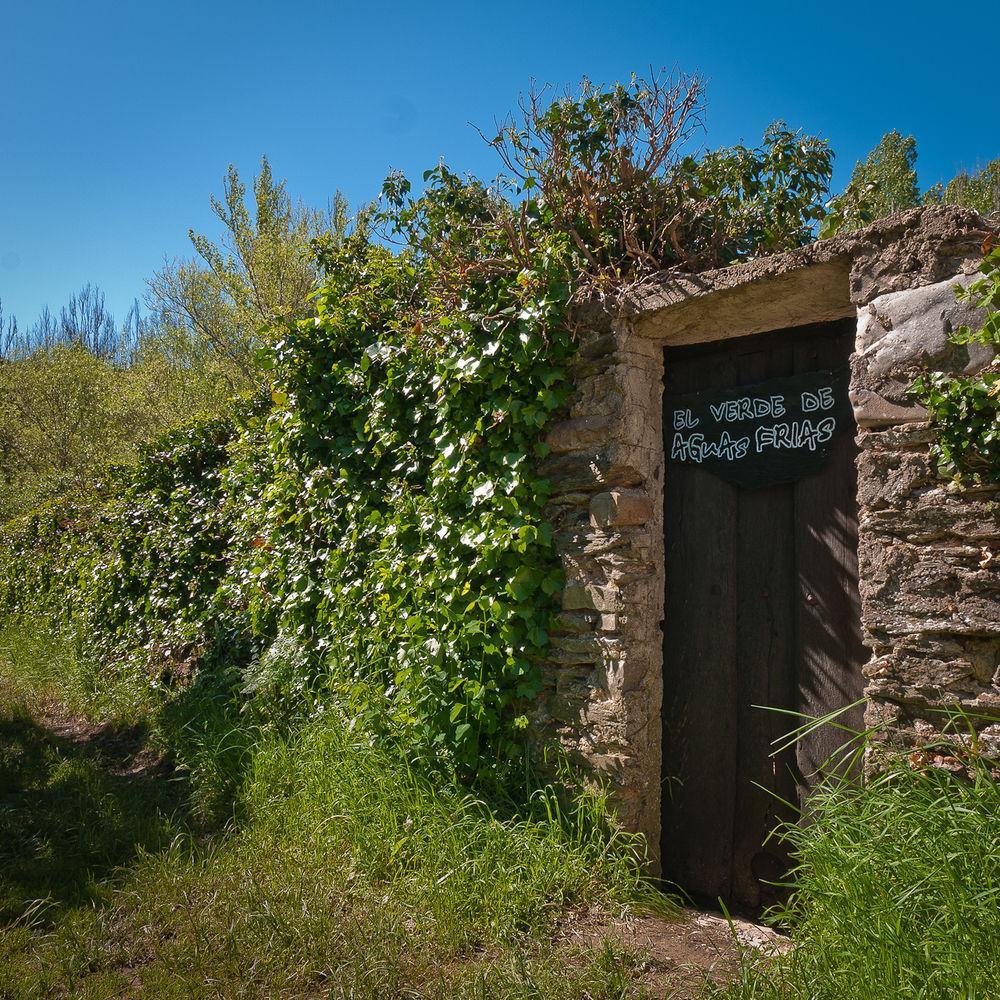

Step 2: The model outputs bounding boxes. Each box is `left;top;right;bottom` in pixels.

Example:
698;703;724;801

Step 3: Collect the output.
532;301;665;857
851;250;1000;745
849;204;998;306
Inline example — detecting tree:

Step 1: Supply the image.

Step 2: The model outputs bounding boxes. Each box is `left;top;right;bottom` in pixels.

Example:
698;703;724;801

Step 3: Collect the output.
147;157;351;390
0;283;236;522
0;161;346;521
1;344;139;519
0;285;144;362
0;300;18;359
820;130;920;237
924;158;1000;216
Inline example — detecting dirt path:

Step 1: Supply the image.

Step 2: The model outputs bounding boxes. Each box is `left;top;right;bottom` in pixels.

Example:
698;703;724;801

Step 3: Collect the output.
36;699;170;781
559;906;787;999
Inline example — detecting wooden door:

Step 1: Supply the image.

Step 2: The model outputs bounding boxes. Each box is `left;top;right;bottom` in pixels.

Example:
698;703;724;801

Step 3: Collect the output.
660;319;867;912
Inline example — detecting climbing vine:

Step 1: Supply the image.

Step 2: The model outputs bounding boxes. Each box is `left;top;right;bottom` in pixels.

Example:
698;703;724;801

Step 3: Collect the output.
217;170;577;772
912;245;1000;485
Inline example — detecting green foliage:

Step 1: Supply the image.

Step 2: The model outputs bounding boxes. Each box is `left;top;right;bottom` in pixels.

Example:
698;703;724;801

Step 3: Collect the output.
0;344;142;521
1;417;237;655
148;156;353;389
0;304;238;523
491;74;832;286
822;133;998;239
911;246;1000;484
221;171;576;776
2;193;574;781
691;121;832;263
820;130;920;238
711;732;1000;1000
0;158;337;523
923;157;1000;216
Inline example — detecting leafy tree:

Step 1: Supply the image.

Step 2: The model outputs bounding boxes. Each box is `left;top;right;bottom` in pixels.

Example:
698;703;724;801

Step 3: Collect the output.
820;130;920;237
690;120;833;265
147;157;352;389
1;160;343;522
0;284;235;522
0;336;235;523
923;158;1000;216
1;345;141;520
822;133;998;238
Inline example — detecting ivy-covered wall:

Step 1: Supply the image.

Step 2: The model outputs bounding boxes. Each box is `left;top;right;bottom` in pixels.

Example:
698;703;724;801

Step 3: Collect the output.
2;201;994;869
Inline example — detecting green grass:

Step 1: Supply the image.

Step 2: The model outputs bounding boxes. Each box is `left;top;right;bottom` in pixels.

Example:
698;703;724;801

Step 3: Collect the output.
0;701;180;926
711;734;1000;1000
0;618;662;998
0;616;158;728
6;613;1000;999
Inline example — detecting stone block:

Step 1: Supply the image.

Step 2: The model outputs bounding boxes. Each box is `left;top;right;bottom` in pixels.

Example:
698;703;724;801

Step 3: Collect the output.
849;206;990;303
549;634;604;662
849;388;928;428
552;611;598;635
560;582;620;613
589;490;654;529
578;331;618;360
544;415;613;454
855;276;994;385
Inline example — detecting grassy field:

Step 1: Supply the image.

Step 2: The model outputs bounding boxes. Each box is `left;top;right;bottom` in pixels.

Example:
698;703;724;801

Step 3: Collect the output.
3;618;1000;999
0;620;667;999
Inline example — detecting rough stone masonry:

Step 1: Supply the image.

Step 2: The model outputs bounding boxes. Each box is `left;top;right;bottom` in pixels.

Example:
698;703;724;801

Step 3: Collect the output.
529;206;1000;867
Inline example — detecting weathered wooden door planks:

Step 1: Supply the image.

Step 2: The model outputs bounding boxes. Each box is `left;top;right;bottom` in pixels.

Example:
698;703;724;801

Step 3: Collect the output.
660;319;866;911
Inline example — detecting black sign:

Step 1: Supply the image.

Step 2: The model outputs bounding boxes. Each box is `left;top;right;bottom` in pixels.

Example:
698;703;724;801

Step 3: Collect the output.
665;369;852;490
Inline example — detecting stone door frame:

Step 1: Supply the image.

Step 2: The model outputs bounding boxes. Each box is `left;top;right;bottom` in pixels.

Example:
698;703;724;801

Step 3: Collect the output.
533;207;995;870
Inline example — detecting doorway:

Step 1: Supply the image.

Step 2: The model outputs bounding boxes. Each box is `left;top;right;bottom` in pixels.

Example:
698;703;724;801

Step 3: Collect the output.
659;318;867;911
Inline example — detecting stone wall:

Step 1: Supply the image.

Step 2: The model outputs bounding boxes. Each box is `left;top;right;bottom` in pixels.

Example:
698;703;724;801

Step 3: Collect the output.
530;206;999;867
852;273;1000;752
532;310;666;859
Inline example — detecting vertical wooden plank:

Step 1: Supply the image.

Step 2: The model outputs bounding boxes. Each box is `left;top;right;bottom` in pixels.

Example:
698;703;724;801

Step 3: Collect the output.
793;321;868;796
729;339;798;910
661;347;739;902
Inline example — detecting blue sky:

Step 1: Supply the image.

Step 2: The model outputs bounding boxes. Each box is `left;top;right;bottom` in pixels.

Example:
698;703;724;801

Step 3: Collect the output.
2;0;996;325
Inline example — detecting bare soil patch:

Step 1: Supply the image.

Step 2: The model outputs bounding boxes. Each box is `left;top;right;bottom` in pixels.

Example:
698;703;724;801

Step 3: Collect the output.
36;700;170;781
556;904;787;998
